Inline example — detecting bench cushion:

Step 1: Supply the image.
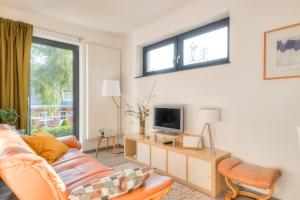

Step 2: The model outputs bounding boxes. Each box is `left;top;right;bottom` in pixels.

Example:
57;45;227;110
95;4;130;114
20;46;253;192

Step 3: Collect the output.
218;158;281;189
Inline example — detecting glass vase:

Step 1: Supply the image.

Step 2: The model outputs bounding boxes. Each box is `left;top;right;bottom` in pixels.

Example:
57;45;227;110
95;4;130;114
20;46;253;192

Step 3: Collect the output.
139;119;145;138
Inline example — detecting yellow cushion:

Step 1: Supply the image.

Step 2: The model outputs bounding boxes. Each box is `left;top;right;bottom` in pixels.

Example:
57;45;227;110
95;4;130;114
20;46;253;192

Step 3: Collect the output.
23;130;69;163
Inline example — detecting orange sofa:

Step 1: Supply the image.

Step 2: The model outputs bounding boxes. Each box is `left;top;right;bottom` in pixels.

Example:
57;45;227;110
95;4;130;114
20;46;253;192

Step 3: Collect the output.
0;124;173;200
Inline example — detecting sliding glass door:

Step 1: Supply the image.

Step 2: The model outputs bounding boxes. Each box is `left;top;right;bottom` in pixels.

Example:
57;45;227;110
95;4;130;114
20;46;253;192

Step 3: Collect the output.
29;37;79;138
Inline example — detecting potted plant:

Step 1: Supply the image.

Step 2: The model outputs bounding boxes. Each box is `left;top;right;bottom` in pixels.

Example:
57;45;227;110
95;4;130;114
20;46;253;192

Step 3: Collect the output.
126;82;156;137
0;108;19;127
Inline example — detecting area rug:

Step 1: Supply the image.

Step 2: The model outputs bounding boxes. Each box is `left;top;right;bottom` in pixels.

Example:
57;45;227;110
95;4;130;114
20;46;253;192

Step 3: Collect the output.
113;162;216;200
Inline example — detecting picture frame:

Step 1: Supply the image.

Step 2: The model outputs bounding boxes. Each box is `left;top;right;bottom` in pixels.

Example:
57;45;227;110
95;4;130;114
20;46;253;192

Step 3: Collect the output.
182;134;202;149
264;22;300;80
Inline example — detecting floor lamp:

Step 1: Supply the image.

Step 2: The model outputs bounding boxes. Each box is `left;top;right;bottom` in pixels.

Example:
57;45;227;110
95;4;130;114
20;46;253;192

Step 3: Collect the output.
102;80;123;154
198;109;219;155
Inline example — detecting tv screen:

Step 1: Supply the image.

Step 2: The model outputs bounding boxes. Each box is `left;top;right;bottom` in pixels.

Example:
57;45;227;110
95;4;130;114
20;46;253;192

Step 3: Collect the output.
154;107;181;130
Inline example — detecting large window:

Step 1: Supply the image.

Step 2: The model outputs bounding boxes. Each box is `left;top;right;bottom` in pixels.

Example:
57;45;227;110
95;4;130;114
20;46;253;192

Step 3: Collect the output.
29;37;79;138
143;18;229;76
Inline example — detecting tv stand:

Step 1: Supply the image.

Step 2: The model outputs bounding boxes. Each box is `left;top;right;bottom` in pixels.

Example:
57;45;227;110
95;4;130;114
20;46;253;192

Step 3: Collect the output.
154;132;181;147
124;133;230;197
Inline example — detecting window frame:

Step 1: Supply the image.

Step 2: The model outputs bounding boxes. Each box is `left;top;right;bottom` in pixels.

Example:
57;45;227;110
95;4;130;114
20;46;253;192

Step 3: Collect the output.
29;37;80;138
38;111;52;121
60;111;67;120
142;18;230;77
39;111;48;117
143;37;178;76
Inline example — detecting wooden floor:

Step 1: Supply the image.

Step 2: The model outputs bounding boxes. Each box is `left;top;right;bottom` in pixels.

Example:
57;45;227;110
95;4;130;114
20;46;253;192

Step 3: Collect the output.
0;180;15;200
88;148;129;167
0;148;277;200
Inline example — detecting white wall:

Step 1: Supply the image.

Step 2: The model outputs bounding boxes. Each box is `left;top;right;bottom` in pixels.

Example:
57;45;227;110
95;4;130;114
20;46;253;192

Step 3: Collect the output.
0;5;125;151
121;0;300;199
86;43;120;143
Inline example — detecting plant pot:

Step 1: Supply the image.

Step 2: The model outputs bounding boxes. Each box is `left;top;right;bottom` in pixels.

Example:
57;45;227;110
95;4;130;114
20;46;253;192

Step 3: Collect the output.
139;120;145;138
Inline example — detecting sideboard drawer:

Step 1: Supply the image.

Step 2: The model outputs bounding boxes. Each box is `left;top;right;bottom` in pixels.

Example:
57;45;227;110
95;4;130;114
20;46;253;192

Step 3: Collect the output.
167;151;186;180
136;142;150;165
188;156;212;191
151;146;167;171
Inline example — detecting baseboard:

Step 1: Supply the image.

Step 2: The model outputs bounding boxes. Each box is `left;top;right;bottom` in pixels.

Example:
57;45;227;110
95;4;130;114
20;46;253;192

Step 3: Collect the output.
83;144;124;154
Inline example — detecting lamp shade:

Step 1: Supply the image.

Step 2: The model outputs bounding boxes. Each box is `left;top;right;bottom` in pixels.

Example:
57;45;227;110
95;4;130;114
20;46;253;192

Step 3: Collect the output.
102;80;121;97
199;109;219;123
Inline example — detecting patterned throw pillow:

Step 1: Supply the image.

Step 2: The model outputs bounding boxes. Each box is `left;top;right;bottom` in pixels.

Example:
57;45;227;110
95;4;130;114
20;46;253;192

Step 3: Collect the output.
69;167;153;200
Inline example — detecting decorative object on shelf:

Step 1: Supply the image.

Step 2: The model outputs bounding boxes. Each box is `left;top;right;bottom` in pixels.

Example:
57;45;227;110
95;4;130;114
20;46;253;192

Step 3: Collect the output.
264;22;300;80
198;108;219;154
0;108;19;127
182;134;202;149
98;129;105;137
102;80;123;153
126;82;157;138
140;118;146;137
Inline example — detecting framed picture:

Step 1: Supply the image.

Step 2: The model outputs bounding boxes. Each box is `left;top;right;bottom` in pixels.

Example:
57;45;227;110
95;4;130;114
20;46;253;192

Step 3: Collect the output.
182;134;202;149
264;22;300;80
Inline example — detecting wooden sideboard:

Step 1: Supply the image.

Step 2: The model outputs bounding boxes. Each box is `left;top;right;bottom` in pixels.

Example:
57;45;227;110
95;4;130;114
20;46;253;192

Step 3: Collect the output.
124;134;230;197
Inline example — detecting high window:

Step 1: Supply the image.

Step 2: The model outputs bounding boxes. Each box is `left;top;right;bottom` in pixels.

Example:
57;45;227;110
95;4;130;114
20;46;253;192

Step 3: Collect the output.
143;18;229;76
29;37;79;138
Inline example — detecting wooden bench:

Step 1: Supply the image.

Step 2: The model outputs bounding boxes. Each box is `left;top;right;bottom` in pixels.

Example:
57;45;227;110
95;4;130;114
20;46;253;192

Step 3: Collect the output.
218;158;281;200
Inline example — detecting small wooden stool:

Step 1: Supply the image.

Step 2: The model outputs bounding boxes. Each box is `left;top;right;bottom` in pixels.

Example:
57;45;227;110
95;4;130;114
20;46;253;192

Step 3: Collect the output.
218;158;281;200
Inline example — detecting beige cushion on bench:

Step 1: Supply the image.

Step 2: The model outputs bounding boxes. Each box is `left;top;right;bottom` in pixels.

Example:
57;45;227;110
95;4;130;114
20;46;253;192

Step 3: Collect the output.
218;158;281;189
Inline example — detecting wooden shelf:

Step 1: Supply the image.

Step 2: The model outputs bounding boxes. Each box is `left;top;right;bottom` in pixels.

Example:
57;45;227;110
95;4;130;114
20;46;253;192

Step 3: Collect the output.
124;133;230;198
124;134;229;161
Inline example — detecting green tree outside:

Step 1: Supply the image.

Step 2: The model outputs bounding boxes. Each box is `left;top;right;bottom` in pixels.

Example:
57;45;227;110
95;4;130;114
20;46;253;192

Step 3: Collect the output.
30;43;73;115
30;43;73;136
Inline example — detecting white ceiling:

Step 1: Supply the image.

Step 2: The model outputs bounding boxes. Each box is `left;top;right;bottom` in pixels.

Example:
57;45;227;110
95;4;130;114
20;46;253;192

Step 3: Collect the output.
0;0;195;34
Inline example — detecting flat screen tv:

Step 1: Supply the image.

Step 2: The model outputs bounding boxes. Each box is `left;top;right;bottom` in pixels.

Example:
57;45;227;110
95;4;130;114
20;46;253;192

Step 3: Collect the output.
153;105;184;134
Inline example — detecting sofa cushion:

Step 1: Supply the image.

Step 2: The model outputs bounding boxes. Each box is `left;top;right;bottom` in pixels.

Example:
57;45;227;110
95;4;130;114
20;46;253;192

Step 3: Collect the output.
57;135;82;150
51;148;88;166
53;155;114;190
0;125;68;200
23;131;69;163
114;175;172;200
69;167;153;200
0;124;34;154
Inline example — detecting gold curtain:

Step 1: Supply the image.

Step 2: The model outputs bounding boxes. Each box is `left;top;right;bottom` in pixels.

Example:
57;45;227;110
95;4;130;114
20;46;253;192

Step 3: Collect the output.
0;18;33;130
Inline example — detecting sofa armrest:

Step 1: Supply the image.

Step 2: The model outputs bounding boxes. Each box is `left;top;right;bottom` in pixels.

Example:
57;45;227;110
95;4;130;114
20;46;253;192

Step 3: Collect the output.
57;135;81;150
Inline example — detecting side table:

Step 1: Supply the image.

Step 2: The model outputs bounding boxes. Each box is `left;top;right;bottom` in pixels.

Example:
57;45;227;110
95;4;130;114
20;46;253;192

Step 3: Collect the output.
95;135;117;157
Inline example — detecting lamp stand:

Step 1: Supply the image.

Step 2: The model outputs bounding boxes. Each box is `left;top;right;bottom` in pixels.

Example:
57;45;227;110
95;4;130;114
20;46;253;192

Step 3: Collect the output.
111;96;123;154
198;122;216;155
